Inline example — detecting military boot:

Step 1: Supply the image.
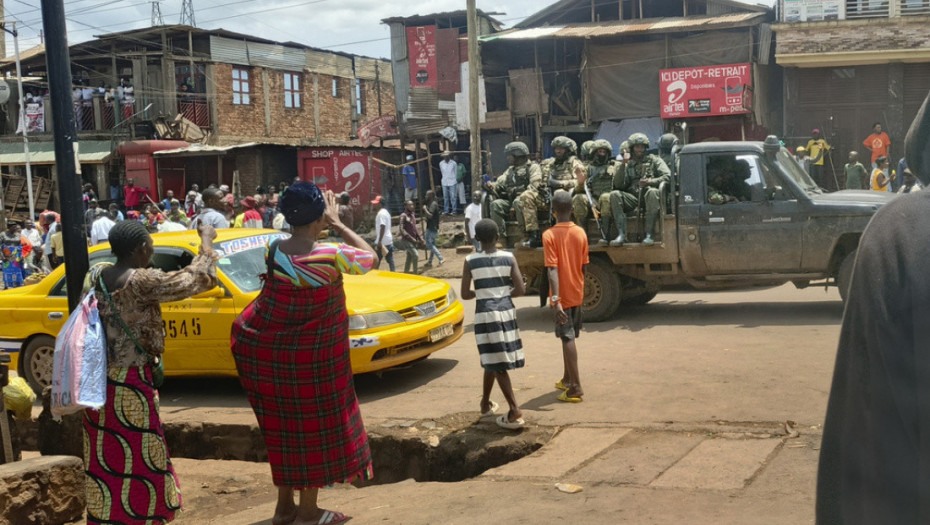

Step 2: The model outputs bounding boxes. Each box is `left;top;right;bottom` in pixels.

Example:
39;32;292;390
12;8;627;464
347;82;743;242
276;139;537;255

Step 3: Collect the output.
643;214;657;246
609;214;627;246
521;230;542;249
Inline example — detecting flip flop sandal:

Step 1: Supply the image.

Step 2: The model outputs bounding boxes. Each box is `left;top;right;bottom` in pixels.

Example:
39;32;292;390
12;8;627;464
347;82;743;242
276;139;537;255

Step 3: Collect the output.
555;380;568;391
558;391;583;403
315;510;350;525
496;414;526;430
481;400;499;417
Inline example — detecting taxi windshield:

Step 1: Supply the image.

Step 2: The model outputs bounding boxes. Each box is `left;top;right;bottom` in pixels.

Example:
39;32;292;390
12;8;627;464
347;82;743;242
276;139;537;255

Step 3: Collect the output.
216;233;288;293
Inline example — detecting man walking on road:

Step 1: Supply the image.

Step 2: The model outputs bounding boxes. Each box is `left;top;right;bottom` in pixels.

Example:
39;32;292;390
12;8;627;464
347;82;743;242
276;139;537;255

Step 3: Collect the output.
440;151;458;215
422;190;444;267
402;155;418;203
544;190;588;403
373;195;396;272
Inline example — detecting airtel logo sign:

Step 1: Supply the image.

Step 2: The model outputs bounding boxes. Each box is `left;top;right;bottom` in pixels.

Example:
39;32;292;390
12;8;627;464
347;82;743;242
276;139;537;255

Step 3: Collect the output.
666;80;687;104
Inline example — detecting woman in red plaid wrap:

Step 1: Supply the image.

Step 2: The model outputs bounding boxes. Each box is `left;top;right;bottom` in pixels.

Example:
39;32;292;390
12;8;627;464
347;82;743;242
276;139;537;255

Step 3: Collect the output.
232;182;375;525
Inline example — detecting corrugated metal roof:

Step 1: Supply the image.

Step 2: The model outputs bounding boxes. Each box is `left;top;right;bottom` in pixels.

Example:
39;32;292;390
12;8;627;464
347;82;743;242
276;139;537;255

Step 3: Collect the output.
152;142;259;157
0;140;112;165
515;0;769;29
407;87;443;120
486;12;766;41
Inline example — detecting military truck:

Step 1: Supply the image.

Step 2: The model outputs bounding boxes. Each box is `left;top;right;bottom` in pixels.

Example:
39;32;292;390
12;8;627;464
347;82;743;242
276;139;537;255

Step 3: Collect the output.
513;138;893;322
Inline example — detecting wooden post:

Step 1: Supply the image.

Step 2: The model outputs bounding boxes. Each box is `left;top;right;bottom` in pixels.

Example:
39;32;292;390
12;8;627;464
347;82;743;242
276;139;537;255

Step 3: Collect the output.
414;138;422;199
467;0;483;200
426;138;436;193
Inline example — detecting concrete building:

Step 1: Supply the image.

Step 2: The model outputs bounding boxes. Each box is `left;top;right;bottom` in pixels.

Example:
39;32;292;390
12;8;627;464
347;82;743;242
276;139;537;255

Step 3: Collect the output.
773;0;930;185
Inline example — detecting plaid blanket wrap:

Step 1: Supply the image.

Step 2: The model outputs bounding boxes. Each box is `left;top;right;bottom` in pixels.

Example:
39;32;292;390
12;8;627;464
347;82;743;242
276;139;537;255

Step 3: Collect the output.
231;277;373;488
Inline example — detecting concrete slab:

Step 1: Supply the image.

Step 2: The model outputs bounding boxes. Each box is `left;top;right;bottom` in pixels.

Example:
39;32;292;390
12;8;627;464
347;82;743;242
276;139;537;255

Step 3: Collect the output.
573;430;705;485
651;438;782;491
482;427;629;479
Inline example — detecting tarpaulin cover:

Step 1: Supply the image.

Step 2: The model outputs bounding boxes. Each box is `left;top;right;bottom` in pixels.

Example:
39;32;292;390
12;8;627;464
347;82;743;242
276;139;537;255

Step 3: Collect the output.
595;118;664;157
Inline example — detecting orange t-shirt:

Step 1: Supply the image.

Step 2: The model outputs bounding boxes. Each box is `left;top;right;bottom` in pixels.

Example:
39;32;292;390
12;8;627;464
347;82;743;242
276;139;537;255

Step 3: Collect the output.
543;222;589;309
863;132;891;163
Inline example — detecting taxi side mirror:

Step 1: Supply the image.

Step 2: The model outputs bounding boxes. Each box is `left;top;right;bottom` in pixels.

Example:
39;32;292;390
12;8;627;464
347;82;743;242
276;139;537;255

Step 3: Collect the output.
192;286;225;299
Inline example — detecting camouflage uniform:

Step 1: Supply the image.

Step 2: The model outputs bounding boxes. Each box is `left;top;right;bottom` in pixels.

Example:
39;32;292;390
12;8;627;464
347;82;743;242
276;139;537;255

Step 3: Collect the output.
609;133;671;244
488;142;544;239
543;136;584;198
572;139;619;235
658;133;680;178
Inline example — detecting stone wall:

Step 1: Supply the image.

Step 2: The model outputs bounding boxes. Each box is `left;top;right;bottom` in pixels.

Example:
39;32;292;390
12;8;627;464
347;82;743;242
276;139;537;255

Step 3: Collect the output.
775;16;930;55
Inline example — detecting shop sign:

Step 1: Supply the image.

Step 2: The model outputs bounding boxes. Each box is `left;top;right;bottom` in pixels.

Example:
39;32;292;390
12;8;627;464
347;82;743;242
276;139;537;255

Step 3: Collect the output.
659;63;752;119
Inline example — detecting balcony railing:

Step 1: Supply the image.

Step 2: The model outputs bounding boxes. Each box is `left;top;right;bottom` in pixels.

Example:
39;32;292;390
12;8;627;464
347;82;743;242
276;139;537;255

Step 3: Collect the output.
782;0;930;22
178;97;211;128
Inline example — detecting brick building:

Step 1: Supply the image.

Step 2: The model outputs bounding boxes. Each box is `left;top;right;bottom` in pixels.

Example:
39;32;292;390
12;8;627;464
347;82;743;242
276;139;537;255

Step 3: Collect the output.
0;25;398;216
773;0;930;185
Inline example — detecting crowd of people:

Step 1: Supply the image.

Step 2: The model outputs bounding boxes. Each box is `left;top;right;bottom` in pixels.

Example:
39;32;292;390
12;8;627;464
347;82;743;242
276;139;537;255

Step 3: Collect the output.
792;122;923;194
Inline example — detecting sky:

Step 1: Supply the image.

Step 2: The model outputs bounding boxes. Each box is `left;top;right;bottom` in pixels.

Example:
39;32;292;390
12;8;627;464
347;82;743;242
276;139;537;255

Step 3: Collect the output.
2;0;775;60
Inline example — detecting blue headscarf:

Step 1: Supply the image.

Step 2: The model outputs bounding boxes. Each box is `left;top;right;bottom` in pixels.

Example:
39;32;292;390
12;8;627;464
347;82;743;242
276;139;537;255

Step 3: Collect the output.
279;181;326;226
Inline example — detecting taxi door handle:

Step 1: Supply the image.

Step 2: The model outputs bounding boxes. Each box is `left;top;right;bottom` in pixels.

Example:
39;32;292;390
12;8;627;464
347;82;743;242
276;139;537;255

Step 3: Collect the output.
49;312;63;320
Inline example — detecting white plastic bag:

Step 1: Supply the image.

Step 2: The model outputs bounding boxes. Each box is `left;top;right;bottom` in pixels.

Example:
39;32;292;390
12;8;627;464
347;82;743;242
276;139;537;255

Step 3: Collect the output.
51;292;107;416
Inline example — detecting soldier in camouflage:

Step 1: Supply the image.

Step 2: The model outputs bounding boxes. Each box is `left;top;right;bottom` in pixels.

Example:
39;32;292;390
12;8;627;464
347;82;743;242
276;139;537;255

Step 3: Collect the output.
579;140;596;164
543;135;585;198
608;133;671;246
658;133;680;178
485;141;544;247
572;139;619;244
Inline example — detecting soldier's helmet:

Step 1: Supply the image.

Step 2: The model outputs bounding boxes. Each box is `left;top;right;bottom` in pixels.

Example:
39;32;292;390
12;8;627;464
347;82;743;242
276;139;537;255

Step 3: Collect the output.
629;133;650;148
504;141;530;157
580;140;595;159
592;139;612;155
620;140;630;152
551;136;577;154
658;133;678;152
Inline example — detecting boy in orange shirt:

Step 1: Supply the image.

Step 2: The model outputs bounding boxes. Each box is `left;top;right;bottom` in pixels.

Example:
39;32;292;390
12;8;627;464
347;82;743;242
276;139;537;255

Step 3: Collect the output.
543;190;589;402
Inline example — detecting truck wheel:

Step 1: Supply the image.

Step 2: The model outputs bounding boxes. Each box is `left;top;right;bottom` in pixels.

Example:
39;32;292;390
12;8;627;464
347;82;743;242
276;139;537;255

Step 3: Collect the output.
582;259;620;322
627;291;658;306
837;250;857;303
22;336;55;394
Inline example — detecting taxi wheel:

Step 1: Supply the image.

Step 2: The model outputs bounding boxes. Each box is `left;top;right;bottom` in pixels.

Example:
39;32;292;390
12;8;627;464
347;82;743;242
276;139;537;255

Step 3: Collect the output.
22;336;55;394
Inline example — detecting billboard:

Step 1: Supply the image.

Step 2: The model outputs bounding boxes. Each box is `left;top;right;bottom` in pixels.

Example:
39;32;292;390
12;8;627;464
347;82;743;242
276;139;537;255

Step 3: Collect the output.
297;148;382;211
783;0;843;22
407;26;438;89
659;63;752;119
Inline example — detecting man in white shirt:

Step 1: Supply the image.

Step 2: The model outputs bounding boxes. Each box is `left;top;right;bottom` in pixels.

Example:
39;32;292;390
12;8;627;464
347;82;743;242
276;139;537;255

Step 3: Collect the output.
372;195;395;272
90;209;116;245
439;151;458;215
463;190;483;251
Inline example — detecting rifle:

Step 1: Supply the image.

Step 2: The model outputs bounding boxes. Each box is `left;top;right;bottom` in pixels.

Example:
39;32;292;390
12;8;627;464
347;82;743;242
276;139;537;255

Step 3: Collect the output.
584;175;608;240
637;164;646;241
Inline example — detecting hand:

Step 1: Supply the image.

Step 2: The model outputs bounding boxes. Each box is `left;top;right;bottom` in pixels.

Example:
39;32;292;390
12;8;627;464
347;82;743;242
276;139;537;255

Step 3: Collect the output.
553;303;568;325
576;170;587;187
322;190;341;228
637;177;651;188
197;223;217;243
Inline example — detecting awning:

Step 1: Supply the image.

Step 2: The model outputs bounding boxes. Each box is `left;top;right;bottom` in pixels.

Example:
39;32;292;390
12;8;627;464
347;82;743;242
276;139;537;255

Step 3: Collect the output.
152;142;259;158
0;140;113;166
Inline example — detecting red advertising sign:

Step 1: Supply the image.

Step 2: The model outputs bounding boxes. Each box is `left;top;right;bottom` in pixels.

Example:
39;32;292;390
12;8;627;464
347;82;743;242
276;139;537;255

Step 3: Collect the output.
407;26;438;89
659;63;752;119
297;148;382;211
357;115;397;148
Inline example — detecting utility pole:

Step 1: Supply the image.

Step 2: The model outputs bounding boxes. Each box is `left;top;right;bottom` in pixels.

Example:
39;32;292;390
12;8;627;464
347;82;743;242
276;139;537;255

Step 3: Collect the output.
40;0;88;312
0;0;6;60
466;0;482;194
0;20;37;224
151;1;165;26
180;0;196;27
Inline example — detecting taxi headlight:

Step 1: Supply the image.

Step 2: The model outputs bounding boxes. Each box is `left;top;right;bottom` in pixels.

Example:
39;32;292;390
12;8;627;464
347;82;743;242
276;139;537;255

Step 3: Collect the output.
446;287;457;306
349;311;405;331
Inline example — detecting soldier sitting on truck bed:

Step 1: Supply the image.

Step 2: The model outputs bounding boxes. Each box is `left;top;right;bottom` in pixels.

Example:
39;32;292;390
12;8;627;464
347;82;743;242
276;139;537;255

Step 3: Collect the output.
706;156;752;205
572;139;620;245
607;133;671;246
486;141;545;248
658;133;681;178
543;135;585;214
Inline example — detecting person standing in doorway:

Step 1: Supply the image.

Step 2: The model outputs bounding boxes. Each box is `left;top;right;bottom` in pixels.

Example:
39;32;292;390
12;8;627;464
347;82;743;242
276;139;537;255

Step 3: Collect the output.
422;190;444;268
863;122;892;170
544;190;588;403
806;129;831;187
372;195;395;272
439;151;458;215
402;155;418;203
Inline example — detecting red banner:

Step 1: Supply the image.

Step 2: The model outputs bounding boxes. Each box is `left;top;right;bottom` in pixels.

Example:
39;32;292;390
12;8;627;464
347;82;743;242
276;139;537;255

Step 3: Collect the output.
357;115;397;148
297;148;382;212
407;26;438;89
659;63;752;119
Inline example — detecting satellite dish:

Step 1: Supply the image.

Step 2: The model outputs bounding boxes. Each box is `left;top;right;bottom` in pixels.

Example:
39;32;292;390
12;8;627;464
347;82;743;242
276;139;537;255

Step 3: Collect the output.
0;81;11;105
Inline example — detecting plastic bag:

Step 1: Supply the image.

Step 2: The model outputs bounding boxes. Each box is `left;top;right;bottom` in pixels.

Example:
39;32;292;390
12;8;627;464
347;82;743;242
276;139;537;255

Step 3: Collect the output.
51;292;107;417
3;377;36;420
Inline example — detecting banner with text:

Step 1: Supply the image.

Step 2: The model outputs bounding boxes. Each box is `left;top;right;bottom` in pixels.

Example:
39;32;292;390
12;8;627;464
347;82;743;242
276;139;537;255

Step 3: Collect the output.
783;0;843;22
297;148;382;213
407;26;438;89
659;63;752;119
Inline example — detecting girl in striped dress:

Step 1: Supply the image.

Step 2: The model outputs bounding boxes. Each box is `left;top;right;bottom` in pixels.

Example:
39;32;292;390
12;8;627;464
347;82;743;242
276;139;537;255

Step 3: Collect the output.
460;219;527;430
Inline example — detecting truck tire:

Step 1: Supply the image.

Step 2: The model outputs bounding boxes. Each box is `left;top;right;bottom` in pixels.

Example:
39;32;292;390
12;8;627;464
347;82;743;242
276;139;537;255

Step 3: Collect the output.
837;249;857;303
627;291;658;306
22;335;55;394
582;259;620;322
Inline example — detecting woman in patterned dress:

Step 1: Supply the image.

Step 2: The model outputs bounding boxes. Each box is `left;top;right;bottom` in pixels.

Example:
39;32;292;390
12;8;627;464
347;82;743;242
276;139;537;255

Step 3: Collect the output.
231;182;375;525
84;220;218;524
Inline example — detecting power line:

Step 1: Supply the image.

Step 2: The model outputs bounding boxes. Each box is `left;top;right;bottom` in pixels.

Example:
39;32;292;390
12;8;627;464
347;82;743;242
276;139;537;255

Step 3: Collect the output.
179;0;194;26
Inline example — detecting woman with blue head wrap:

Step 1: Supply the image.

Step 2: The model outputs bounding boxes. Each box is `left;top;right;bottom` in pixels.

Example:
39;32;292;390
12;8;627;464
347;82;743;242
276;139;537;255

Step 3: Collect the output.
231;181;375;525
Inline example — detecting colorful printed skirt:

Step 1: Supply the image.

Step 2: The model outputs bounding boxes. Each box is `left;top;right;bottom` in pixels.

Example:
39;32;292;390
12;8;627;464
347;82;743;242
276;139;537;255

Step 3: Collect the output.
83;365;181;524
231;277;373;489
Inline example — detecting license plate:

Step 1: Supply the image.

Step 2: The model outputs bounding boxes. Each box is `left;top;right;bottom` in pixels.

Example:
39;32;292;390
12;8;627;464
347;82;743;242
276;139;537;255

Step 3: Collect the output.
416;301;437;316
429;323;454;342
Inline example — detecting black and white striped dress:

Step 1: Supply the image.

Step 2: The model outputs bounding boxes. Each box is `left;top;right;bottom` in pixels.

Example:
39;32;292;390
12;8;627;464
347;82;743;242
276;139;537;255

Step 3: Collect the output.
466;250;524;372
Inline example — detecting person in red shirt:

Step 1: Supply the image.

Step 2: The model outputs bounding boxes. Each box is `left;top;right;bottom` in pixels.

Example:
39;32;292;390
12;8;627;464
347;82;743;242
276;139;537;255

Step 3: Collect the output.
863;122;892;169
543;190;589;403
123;177;148;211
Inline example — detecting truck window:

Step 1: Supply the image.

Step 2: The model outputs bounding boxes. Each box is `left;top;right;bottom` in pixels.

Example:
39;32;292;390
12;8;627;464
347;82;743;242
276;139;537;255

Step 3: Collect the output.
705;155;754;204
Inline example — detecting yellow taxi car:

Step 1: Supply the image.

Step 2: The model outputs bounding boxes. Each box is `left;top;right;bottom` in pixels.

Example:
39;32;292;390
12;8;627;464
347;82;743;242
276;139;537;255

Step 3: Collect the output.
0;229;464;392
